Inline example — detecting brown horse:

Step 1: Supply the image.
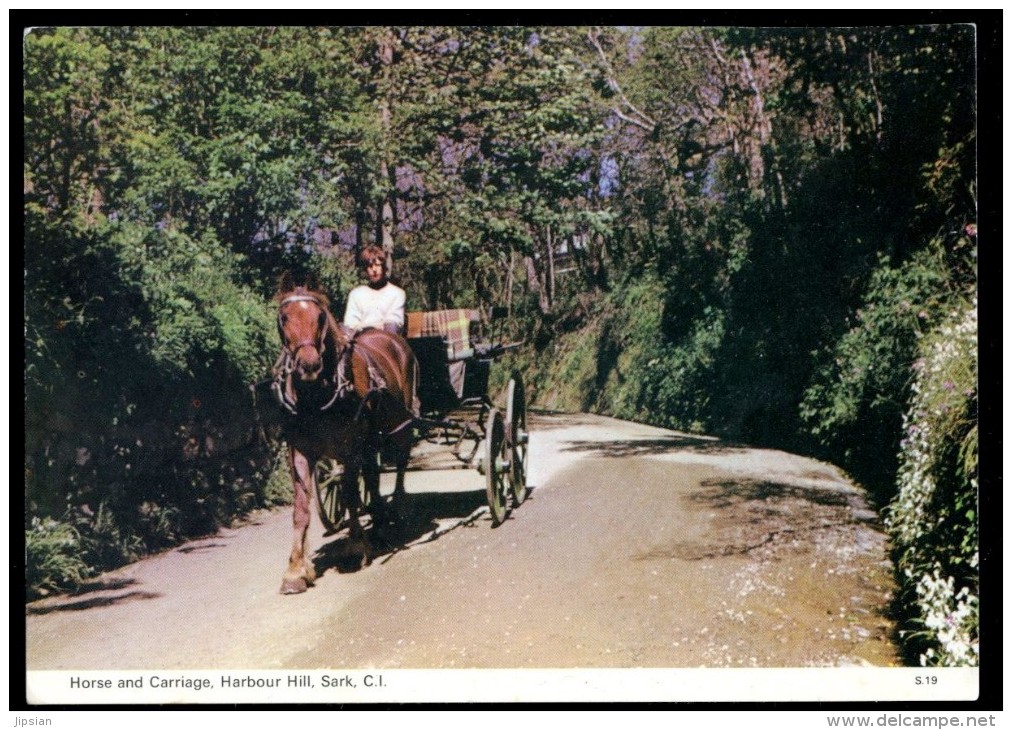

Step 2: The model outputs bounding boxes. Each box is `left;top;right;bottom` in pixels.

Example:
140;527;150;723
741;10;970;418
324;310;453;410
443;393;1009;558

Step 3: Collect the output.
272;275;417;595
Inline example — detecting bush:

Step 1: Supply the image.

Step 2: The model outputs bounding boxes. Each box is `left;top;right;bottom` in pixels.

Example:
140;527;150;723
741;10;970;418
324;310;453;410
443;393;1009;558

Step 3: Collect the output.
799;244;953;500
261;446;295;506
521;276;721;434
25;517;93;600
24;216;284;597
606;302;723;434
886;299;978;666
74;502;146;574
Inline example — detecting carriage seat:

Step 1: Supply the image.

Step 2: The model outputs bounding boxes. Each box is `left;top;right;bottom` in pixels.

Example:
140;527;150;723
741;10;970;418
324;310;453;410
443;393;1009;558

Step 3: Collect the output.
406;309;481;405
405;309;480;362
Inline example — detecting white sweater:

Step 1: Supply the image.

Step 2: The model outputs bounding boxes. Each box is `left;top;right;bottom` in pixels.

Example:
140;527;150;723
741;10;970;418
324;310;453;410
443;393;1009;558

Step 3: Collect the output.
343;282;406;332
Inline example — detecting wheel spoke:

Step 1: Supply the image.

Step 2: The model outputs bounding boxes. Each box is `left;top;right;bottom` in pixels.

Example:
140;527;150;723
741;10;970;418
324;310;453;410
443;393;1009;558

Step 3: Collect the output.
314;459;345;534
506;374;528;507
484;409;508;526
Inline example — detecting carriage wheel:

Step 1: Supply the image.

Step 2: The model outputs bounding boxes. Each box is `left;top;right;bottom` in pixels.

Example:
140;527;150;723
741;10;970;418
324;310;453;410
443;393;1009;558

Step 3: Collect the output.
505;373;529;507
314;459;345;534
314;458;372;534
483;409;510;527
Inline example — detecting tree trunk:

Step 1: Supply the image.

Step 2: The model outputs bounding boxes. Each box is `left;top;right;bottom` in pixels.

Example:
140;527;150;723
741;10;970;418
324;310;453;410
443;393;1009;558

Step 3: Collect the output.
506;250;515;316
377;29;397;277
740;48;787;209
524;255;550;315
547;226;556;309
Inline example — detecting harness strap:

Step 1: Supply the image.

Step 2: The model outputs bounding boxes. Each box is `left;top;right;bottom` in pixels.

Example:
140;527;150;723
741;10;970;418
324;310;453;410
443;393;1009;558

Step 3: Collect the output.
387;417;414;436
279;294;322;306
271;326;411;427
354;389;377;422
273;294;342;415
319;348;355;413
352;388;414;437
271;378;298;415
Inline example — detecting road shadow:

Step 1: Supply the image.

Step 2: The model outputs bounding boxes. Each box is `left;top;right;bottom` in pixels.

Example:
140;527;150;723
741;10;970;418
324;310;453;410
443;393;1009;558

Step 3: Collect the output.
526;410;603;432
561;435;740;458
692;477;853;509
69;576;138;595
26;579;162;615
312;488;489;575
635;476;862;564
175;541;231;554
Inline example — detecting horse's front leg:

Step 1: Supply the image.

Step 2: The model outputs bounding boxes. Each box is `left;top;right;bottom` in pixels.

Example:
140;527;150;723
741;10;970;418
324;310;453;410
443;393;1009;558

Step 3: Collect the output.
281;446;317;595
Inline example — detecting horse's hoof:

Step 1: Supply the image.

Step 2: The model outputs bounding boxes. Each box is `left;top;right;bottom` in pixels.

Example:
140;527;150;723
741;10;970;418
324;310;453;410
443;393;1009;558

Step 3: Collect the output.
280;577;308;595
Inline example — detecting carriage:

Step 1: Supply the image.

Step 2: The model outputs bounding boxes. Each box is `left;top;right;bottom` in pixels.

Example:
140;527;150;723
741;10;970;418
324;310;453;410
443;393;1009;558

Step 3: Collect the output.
257;280;531;593
309;306;530;532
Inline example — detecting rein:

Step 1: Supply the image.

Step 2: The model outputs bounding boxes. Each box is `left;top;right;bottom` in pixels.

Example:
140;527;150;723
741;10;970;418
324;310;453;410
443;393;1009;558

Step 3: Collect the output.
272;347;351;417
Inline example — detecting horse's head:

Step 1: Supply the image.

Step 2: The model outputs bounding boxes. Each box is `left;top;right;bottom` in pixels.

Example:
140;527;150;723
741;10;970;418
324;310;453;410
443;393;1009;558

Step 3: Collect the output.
276;285;332;383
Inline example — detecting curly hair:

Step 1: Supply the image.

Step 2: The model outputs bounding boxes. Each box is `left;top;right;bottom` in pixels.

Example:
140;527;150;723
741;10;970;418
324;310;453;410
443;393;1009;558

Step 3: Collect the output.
358;245;387;268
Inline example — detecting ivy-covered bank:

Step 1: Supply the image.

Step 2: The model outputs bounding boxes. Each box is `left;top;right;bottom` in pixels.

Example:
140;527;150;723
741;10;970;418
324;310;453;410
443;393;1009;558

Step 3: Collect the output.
887;301;978;666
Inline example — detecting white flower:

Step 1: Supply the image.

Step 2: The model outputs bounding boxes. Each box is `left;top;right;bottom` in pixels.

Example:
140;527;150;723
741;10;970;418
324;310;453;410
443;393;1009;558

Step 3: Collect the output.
890;299;978;667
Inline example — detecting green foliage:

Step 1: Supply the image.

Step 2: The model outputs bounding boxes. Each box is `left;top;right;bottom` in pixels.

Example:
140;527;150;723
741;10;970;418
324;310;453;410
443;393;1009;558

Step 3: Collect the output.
24;28;291;591
523;276;721;434
74;502;147;574
524;320;602;413
799;244;954;498
25;517;93;599
104;222;276;383
391;26;607;314
592;278;709;430
261;447;295;506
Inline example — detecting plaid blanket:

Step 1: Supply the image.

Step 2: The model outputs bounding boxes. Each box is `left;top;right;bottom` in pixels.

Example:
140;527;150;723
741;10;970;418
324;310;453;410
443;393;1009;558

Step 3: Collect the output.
406;308;479;359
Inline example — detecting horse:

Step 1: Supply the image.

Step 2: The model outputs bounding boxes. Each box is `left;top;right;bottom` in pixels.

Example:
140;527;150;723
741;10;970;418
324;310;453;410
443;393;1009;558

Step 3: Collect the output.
271;274;418;595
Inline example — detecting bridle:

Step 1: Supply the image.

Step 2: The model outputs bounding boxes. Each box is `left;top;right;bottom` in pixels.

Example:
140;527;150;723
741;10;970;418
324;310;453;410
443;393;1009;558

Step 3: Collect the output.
277;294;328;360
273;294;349;415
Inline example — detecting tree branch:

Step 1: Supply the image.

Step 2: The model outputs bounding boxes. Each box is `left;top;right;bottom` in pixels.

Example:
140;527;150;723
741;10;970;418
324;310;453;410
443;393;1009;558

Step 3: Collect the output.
612;106;656;133
587;28;657;133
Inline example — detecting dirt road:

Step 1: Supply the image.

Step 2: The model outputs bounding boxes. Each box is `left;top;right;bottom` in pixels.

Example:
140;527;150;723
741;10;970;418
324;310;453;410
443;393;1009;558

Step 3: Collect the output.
25;413;899;670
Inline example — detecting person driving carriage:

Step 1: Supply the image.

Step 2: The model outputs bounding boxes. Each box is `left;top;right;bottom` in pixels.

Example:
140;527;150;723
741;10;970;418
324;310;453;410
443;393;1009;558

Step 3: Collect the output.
343;245;406;334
